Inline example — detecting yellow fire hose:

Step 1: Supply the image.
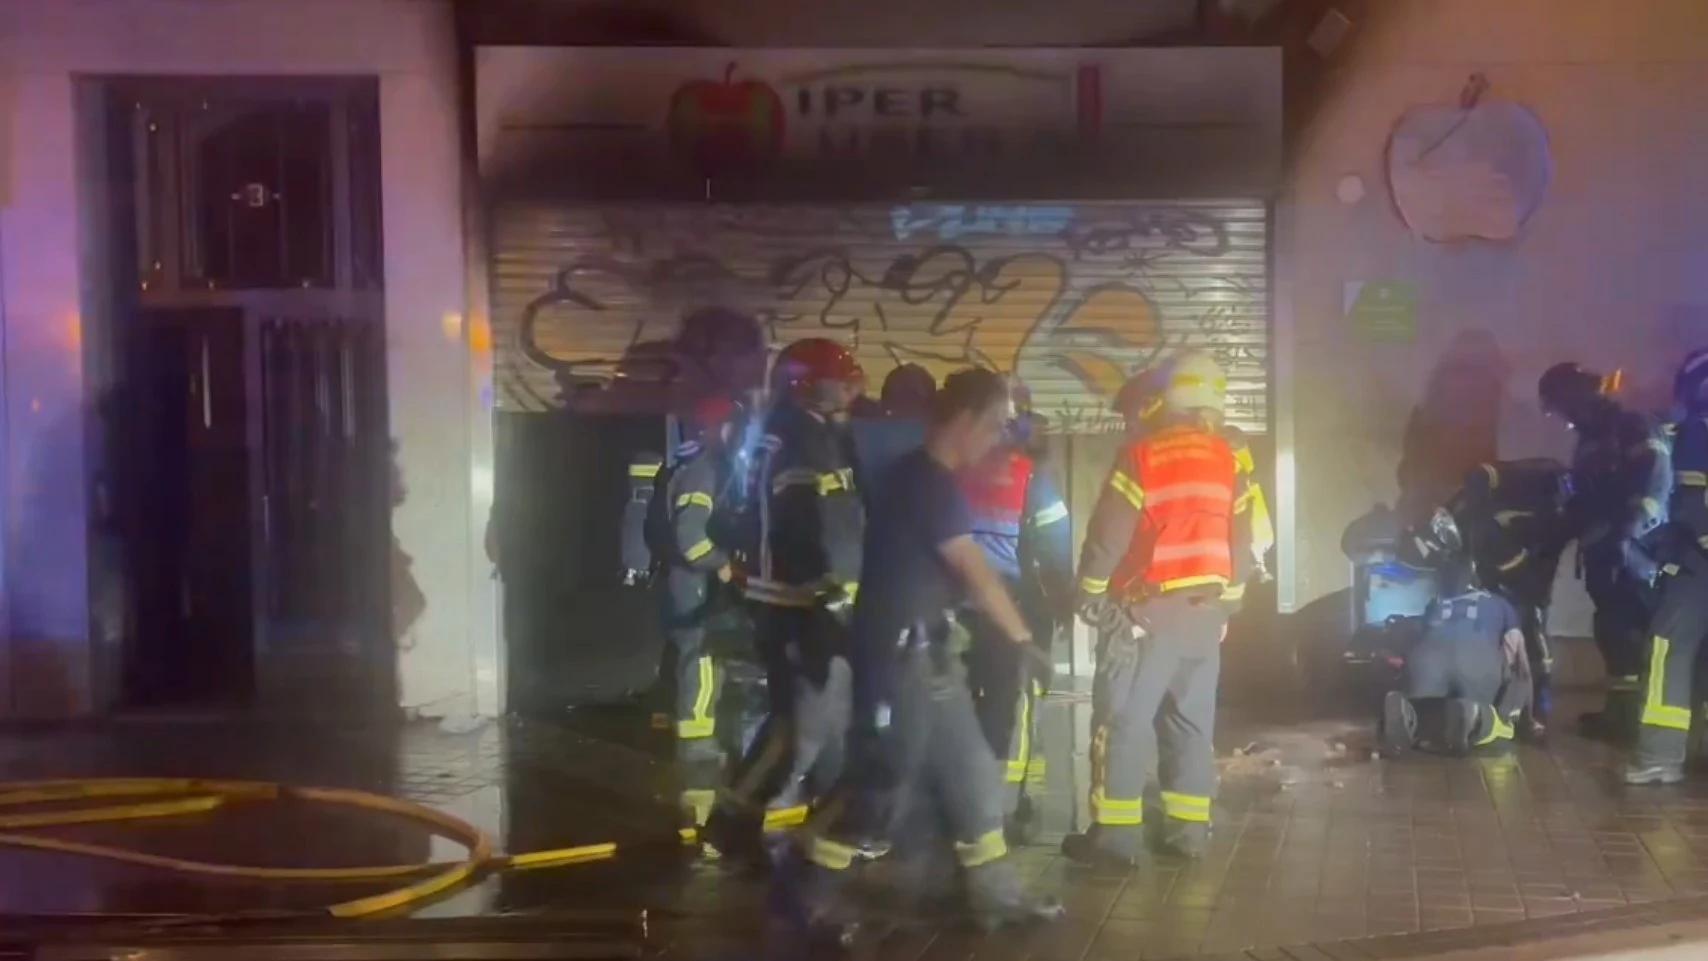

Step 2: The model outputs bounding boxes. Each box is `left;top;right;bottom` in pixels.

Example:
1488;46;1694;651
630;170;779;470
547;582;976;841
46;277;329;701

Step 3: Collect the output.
0;778;712;921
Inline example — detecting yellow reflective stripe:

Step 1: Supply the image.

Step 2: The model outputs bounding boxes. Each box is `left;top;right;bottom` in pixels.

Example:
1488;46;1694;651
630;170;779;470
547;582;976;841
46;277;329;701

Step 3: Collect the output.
954;830;1008;868
1497;549;1528;573
1610;674;1642;693
684;539;715;563
689;656;715;726
675;491;714;510
1091;790;1145;826
1151;540;1232;562
807;836;859;871
1220;582;1246;602
677;718;714;739
1248;485;1275;556
1159;574;1230;593
1161;791;1211;823
1032;501;1070;526
630;463;661;478
1474;709;1515;746
1109;471;1146;510
771;468;819;494
1232;446;1255;475
763;805;809;831
818;468;854;495
1637;497;1662;520
1146;482;1235;506
1641;438;1669;455
1080;576;1109;595
1006;691;1033;784
1643;636;1694;731
1678;470;1708;487
1493;510;1530;528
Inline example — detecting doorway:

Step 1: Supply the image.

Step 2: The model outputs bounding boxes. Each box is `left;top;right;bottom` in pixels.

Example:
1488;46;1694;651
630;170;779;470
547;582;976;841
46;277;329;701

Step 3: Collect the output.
89;77;392;717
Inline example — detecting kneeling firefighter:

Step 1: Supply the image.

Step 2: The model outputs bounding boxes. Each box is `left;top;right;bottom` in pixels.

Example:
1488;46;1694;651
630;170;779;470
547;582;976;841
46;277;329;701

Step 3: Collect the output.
1626;348;1708;785
701;339;865;864
1383;509;1534;757
1063;352;1250;867
1540;362;1670;740
648;395;741;763
960;378;1074;846
783;367;1062;940
1436;458;1574;736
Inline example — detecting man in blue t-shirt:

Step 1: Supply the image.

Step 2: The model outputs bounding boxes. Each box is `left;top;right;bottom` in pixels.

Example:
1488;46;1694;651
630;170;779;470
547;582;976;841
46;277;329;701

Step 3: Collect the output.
780;368;1062;940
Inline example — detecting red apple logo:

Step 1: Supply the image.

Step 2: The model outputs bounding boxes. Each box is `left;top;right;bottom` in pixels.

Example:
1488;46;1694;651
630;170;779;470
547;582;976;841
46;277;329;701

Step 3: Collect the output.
668;63;785;173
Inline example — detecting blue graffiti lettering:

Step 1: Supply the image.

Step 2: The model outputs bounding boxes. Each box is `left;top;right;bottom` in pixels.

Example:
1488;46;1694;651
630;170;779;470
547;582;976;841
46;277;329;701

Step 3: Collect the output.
890;204;1074;242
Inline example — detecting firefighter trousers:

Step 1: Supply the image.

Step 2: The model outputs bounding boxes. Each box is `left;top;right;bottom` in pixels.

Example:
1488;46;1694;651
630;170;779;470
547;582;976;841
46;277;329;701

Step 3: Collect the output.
1586;551;1652;718
1090;594;1223;857
714;605;850;832
1400;633;1528;753
655;569;725;745
965;612;1045;816
805;644;1015;892
1635;562;1708;767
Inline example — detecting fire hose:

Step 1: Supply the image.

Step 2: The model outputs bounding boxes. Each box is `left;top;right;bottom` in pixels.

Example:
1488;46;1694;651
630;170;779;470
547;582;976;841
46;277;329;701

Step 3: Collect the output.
0;778;711;922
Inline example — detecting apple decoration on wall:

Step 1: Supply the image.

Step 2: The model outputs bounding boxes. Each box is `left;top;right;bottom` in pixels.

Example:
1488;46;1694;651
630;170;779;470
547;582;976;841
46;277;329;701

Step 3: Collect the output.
668;63;786;175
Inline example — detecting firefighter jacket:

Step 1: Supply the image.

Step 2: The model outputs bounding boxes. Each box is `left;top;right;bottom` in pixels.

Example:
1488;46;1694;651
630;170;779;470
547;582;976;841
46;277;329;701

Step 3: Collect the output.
653;439;731;575
1569;408;1671;568
741;402;865;608
1667;416;1708;570
1220;425;1276;604
621;450;665;580
962;446;1074;600
1448;458;1571;607
1078;422;1239;605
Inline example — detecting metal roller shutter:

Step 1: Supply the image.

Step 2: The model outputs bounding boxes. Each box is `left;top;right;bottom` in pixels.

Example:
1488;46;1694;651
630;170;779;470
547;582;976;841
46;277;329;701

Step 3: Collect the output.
491;201;1269;434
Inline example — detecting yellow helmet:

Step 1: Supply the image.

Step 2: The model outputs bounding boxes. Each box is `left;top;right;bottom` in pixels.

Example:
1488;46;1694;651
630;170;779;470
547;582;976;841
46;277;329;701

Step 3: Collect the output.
1162;350;1227;417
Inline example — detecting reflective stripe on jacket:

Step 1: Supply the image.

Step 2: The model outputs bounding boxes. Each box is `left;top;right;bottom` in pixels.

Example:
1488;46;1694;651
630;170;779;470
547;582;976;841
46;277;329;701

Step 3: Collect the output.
1106;425;1237;598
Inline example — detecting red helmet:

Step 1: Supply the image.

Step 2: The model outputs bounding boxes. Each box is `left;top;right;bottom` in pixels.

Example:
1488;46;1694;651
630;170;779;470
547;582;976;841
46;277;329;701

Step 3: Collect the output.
689;394;737;431
774;338;864;400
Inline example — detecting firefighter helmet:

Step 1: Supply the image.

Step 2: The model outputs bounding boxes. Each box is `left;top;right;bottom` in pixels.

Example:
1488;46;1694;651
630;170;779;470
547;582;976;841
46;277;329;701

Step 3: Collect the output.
1161;351;1228;417
774;338;864;409
686;394;738;442
1675;348;1708;414
879;363;936;417
1112;363;1171;423
1538;361;1620;423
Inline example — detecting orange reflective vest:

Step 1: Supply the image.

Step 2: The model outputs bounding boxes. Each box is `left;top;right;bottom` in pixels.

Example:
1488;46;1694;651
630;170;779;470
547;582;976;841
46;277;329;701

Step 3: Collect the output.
1110;426;1238;599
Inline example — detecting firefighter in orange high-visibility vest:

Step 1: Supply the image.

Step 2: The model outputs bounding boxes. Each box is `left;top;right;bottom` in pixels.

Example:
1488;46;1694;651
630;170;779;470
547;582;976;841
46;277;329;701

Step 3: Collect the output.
1062;352;1245;868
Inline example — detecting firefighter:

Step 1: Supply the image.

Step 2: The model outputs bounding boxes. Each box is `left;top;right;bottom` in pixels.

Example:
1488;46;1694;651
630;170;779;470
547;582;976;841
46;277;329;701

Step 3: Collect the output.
960;378;1074;847
1383;508;1533;757
1112;359;1276;611
1625;348;1708;785
649;395;740;763
1062;351;1243;867
1438;458;1574;732
700;338;866;866
781;367;1062;941
1539;362;1670;740
881;363;937;419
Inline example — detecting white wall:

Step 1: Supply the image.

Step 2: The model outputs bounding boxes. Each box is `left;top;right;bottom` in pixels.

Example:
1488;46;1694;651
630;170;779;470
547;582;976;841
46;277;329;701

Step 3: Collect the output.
0;0;493;717
1281;0;1708;637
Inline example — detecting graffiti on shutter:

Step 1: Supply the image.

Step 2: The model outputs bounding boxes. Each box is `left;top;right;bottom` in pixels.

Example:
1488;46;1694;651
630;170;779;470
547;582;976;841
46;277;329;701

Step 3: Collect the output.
490;201;1267;433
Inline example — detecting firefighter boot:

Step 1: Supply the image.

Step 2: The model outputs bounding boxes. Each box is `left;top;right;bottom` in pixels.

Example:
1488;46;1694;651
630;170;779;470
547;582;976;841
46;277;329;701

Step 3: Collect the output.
963;859;1066;931
1380;690;1417;758
1060;825;1139;870
1155;821;1209;861
1624;761;1687;786
1004;794;1042;848
700;806;770;874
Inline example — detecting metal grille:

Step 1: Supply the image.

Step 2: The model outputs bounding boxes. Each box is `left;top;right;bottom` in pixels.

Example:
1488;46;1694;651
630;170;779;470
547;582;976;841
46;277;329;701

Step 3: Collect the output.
257;316;390;647
488;201;1269;434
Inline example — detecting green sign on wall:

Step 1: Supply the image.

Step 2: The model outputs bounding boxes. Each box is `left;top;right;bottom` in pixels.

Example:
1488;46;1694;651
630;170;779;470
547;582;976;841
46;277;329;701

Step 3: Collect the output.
1344;281;1418;342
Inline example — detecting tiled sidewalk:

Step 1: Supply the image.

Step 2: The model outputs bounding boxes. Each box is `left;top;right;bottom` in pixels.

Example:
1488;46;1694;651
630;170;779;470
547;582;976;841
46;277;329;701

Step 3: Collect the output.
1;688;1706;960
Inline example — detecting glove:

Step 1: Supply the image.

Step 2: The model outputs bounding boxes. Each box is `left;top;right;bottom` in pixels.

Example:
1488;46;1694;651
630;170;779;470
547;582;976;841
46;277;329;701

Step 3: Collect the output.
1077;592;1130;634
1020;640;1055;695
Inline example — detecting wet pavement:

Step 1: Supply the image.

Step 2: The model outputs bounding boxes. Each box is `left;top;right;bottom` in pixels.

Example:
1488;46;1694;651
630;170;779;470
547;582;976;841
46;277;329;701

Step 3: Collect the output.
3;662;1708;959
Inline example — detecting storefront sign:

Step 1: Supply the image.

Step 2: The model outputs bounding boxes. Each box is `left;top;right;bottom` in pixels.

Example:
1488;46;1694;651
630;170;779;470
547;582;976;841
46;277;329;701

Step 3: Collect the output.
665;60;1097;171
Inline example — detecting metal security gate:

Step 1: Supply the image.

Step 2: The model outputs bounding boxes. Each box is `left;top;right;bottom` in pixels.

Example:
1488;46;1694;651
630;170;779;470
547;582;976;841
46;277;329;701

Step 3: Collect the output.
255;316;392;711
488;201;1270;435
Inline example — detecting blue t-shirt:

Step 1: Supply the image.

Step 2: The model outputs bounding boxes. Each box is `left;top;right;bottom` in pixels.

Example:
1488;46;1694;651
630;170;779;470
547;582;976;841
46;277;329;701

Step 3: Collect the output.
850;448;973;679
